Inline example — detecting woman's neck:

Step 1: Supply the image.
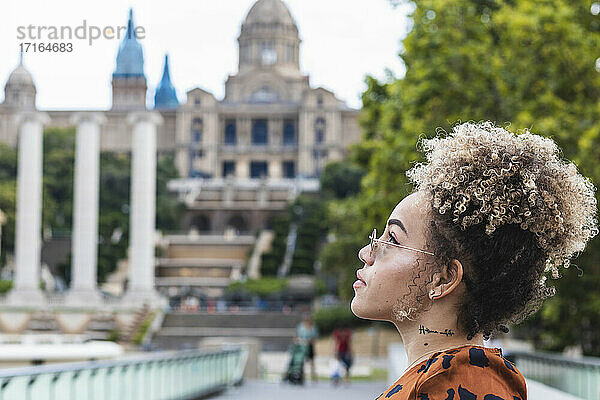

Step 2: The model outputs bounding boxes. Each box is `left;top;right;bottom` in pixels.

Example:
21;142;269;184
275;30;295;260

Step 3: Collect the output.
395;320;484;371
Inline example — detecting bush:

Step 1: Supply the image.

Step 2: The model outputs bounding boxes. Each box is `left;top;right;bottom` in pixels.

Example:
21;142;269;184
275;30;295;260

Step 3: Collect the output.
0;280;13;294
227;277;288;298
312;304;372;336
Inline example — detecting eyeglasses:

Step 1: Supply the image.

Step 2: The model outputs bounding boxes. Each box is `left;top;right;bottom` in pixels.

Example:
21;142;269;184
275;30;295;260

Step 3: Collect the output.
369;228;435;257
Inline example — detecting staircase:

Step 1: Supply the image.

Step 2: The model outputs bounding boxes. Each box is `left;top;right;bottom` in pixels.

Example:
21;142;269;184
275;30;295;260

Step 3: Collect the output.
153;311;303;351
121;304;152;343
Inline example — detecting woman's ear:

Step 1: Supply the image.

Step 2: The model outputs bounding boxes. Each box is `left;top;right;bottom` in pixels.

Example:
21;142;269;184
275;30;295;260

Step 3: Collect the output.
428;259;463;300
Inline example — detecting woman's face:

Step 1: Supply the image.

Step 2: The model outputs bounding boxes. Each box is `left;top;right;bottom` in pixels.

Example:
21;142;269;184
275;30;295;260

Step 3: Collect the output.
351;192;434;322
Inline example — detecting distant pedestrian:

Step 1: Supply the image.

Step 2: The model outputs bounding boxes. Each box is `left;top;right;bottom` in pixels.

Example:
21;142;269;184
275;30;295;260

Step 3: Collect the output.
332;327;353;385
296;313;319;382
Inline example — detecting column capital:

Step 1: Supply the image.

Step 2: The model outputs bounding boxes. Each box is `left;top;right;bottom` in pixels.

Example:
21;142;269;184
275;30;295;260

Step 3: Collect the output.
70;112;106;126
127;111;163;127
13;111;50;127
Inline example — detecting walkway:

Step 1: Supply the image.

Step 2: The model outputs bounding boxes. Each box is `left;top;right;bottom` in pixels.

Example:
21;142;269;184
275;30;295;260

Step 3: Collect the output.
214;380;388;400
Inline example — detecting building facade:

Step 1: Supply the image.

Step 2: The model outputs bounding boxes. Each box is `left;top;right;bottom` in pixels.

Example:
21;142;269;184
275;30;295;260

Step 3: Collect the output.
0;0;361;299
0;0;360;180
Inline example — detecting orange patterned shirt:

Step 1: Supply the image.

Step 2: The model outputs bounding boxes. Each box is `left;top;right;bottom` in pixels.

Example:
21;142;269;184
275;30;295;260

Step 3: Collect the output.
376;345;527;400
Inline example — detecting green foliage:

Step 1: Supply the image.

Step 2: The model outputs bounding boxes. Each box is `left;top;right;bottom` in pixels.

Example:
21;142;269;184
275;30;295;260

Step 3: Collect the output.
320;161;366;199
107;329;121;342
227;277;288;297
42;128;75;232
312;304;372;336
0;280;13;294
290;195;328;275
260;213;290;276
322;0;600;355
132;312;156;345
260;194;328;276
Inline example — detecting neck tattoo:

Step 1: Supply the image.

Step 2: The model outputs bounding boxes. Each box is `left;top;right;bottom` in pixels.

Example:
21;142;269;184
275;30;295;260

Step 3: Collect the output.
418;325;455;337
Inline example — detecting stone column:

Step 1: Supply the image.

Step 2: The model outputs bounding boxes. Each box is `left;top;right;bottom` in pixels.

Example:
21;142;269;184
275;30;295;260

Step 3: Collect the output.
8;112;50;305
122;112;165;307
66;113;105;306
269;159;282;179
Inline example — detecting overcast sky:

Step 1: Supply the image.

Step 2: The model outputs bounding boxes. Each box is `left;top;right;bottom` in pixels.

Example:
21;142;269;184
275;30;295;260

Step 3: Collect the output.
1;0;412;110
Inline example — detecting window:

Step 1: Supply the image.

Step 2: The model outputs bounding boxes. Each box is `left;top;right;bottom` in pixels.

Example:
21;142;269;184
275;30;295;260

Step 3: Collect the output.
250;161;268;178
283;161;295;178
241;42;250;62
222;161;236;177
283;120;296;146
260;40;276;65
285;43;294;62
225;120;237;145
191;117;203;143
192;130;202;143
315;117;326;144
194;97;201;106
194;149;204;158
250;86;280;103
317;95;323;108
252;119;268;145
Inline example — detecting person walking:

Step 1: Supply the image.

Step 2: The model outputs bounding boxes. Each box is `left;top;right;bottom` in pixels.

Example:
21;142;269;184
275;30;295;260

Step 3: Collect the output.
333;327;353;386
296;313;319;383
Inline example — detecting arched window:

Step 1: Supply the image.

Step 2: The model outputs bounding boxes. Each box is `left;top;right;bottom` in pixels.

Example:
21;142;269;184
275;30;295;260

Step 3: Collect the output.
314;117;326;144
226;215;248;234
283;120;296;146
190;214;210;232
222;161;236;177
191;117;203;143
225;120;237;145
250;161;268;178
252;119;268;145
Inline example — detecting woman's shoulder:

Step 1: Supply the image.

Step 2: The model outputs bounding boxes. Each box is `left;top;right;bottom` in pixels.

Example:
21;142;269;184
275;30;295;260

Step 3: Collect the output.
378;345;527;400
416;345;527;399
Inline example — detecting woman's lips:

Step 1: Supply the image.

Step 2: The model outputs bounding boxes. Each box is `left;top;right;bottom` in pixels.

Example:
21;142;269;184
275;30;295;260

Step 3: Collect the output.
353;280;366;289
354;270;366;288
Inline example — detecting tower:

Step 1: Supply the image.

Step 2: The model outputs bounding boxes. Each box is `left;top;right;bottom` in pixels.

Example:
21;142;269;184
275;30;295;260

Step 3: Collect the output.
3;52;36;110
154;54;179;110
111;9;147;111
224;0;309;104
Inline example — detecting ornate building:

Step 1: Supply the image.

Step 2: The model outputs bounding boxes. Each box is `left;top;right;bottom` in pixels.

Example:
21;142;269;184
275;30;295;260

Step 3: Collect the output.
1;0;359;178
0;0;361;299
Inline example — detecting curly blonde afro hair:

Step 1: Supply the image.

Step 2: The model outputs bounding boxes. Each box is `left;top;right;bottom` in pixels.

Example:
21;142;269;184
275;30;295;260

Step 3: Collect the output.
407;121;598;339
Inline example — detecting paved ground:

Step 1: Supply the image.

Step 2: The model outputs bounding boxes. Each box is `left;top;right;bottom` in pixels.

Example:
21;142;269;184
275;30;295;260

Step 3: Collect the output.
213;379;582;400
214;380;388;400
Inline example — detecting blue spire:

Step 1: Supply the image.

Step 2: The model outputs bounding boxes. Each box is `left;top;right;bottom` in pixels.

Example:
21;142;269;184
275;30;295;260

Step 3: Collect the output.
113;9;145;78
154;54;179;109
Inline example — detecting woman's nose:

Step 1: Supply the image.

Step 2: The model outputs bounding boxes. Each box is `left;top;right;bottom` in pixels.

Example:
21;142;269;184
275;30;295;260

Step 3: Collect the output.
358;244;374;266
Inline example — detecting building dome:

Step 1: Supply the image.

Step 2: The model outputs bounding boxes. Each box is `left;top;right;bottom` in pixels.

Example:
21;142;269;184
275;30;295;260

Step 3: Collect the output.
154;54;179;110
3;53;36;109
113;9;145;77
243;0;296;26
7;62;35;88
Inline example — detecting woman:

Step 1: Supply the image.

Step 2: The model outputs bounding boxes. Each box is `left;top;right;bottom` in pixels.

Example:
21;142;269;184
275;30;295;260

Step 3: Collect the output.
351;121;597;399
332;326;353;385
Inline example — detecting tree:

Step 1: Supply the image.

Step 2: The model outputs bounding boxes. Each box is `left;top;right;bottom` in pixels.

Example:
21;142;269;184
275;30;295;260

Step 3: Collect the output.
323;0;600;355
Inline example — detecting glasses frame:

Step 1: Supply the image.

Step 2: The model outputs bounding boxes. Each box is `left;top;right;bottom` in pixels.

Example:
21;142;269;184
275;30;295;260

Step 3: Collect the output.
369;228;435;257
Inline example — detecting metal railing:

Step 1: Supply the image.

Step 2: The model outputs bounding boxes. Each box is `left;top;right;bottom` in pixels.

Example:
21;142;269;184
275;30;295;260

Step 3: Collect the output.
0;347;247;400
506;350;600;400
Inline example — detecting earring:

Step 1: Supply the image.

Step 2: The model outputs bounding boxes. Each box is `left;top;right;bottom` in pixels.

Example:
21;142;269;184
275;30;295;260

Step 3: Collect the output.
429;288;441;299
